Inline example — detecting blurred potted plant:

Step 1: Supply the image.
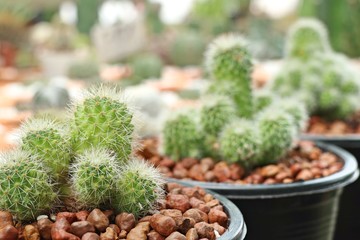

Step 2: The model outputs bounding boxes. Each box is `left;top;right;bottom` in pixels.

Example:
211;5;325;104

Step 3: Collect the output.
266;18;360;240
138;34;358;240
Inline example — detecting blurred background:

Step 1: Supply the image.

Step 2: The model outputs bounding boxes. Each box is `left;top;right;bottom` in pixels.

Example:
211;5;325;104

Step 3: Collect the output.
0;0;359;150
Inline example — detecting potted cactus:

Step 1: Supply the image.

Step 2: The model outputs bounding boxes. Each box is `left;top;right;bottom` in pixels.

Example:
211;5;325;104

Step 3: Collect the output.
138;34;359;240
267;18;360;239
0;85;246;240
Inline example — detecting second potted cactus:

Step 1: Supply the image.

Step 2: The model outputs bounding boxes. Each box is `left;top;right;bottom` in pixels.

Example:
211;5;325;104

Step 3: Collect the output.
142;33;359;240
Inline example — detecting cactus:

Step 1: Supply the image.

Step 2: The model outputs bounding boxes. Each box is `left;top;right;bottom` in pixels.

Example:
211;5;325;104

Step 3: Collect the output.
32;85;71;111
162;110;202;160
254;89;276;112
219;120;261;168
113;159;164;218
129;53;163;83
169;31;207;67
0;150;57;222
19;118;71;183
70;148;120;208
205;34;253;118
285;18;331;60
257;108;296;165
70;85;137;163
200;96;236;157
271;98;308;132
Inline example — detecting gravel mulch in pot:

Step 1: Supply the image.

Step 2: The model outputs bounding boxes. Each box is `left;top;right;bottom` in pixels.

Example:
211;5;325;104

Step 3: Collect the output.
139;139;344;185
307;113;360;135
1;184;229;240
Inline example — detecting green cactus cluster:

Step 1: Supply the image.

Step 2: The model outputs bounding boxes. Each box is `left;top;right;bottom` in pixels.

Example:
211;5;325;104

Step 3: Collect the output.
0;150;57;221
0;85;165;221
129;53;164;83
162;33;307;168
67;60;100;81
271;18;360;120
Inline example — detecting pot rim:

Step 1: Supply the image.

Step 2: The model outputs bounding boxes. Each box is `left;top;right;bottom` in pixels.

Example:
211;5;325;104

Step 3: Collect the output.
301;134;360;147
166;142;359;199
168;180;247;239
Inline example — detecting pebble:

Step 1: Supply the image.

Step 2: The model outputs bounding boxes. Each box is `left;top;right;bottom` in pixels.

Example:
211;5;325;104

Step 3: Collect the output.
99;227;117;240
70;221;95;238
296;169;314;181
166;194;191;213
115;213;135;232
23;225;40;240
37;218;53;240
126;222;150;240
76;211;90;221
150;214;176;237
108;224;120;235
160;210;183;226
183;209;203;223
147;230;165;240
208;209;228;227
81;232;99;240
213;162;231;182
165;231;186;240
87;209;109;232
211;223;226;235
51;218;80;240
194;222;215;240
0;225;18;240
186;228;198;240
0;211;13;228
177;217;195;234
57;212;77;224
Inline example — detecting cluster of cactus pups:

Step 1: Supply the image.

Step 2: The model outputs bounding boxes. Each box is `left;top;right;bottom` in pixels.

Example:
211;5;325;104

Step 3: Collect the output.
0;85;165;222
162;33;308;169
270;18;360;120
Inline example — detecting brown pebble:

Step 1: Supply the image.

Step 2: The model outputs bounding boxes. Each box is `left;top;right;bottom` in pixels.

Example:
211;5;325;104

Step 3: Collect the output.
166;183;183;192
87;209;109;232
290;163;301;176
260;165;279;177
204;171;216;182
118;230;127;238
70;221;95;238
203;194;213;203
197;204;210;214
229;164;244;180
182;158;198;169
147;231;165;240
126;222;150;240
181;187;202;199
100;227;116;240
103;210;114;222
208;209;228;227
23;225;40;240
160;210;183;226
212;205;223;212
150;214;176;237
166;194;191;213
138;216;152;223
213;162;231;182
188;165;205;181
51;218;80;240
57;212;77;224
37;218;53;240
264;178;277;184
177;217;195;235
165;231;186;240
82;232;99;240
76;211;90;221
115;213;135;232
183;209;203;223
173;168;188;179
296;169;314;181
0;225;18;240
108;224;120;235
189;197;204;208
186;228;198;240
0;211;13;228
200;158;215;173
159;158;176;169
205;199;219;208
211;222;226;235
283;178;293;184
194;222;215;240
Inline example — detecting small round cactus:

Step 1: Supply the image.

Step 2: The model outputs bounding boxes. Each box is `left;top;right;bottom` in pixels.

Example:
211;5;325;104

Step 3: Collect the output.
70;148;120;208
219;120;261;168
70;85;137;163
0;150;57;222
19;118;71;183
32;85;70;111
254;89;276;112
200;96;236;158
129;53;163;82
162;110;202;160
285;18;331;59
205;34;253;118
257;108;296;165
113;159;165;218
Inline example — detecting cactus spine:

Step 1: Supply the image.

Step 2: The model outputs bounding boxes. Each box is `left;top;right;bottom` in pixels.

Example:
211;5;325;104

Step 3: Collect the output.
219;120;261;168
162;110;202;161
257;108;296;165
71;148;120;208
113;159;164;217
70;85;136;163
19;118;71;183
0;150;57;221
205;34;253;118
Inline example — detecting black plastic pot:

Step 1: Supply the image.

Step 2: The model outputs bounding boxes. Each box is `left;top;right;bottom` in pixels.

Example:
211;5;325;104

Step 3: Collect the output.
169;180;247;240
301;134;360;240
168;142;358;240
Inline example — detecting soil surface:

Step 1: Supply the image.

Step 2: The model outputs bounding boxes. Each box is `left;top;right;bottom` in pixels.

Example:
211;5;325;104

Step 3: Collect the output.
307;113;360;135
139;139;344;185
1;184;229;240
